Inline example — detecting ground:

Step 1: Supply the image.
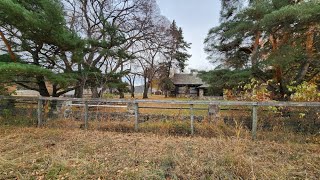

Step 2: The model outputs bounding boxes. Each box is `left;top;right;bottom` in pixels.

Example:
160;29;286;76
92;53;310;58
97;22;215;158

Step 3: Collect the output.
0;127;319;179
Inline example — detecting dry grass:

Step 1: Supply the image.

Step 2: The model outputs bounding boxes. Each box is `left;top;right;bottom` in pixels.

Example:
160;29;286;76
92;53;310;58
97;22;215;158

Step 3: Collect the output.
123;94;192;100
0;126;319;179
46;119;248;138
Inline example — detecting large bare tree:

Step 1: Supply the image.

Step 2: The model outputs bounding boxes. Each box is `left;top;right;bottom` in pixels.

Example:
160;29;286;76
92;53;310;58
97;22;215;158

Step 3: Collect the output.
63;0;167;98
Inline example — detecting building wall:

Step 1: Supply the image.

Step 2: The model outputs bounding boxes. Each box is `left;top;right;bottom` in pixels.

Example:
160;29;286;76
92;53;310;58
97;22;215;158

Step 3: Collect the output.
174;85;199;98
199;89;204;98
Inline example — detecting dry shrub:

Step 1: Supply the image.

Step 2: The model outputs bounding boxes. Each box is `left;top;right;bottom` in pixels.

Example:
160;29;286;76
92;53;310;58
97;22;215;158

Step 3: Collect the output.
42;118;289;141
139;120;232;137
195;121;234;137
33;113;319;143
258;130;320;144
257;106;320;134
94;121;135;133
139;121;191;136
44;119;83;129
215;153;253;179
82;119;247;138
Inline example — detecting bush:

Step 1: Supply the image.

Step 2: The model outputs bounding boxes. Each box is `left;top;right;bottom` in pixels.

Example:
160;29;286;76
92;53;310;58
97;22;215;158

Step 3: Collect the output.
102;93;116;99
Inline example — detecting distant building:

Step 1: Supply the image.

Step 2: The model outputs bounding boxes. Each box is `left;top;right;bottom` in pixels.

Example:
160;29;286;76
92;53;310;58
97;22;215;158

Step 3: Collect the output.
172;73;209;98
133;85;158;94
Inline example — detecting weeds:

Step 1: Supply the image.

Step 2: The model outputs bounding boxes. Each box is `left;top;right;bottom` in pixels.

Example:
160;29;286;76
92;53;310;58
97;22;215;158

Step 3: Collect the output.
0;113;35;126
0;127;319;179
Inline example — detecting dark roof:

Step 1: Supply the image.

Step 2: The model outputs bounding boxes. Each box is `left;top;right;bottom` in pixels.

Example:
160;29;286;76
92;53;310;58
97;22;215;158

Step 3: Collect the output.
172;73;205;85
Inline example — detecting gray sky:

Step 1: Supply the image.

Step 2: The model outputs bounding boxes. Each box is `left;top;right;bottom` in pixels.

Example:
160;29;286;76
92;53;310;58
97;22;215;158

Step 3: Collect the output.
157;0;221;71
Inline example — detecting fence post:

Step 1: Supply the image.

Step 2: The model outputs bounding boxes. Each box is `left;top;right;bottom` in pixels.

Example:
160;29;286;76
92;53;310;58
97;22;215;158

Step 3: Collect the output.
134;102;139;131
37;97;42;127
84;101;89;130
190;104;194;136
252;105;258;140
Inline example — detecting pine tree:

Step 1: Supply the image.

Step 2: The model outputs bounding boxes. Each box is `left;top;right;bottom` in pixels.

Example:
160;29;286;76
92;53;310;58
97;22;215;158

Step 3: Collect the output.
205;0;320;100
165;20;191;73
0;0;83;97
161;20;191;97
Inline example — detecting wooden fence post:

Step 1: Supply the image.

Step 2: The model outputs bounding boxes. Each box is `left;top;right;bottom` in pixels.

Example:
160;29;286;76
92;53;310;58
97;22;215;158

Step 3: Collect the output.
37;97;42;127
190;104;194;136
84;101;89;130
252;105;258;140
134;102;139;131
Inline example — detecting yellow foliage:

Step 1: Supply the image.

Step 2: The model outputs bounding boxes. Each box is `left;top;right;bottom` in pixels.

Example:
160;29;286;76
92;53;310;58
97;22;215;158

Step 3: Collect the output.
290;81;320;102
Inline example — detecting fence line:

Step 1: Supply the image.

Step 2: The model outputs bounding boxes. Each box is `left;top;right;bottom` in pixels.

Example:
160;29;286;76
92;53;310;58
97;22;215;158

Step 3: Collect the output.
1;96;320;140
2;96;320;106
39;97;320;107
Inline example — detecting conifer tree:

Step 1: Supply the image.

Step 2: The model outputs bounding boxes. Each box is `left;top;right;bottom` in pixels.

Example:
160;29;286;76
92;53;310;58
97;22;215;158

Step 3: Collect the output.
0;0;82;97
161;20;191;97
165;20;191;73
205;0;320;100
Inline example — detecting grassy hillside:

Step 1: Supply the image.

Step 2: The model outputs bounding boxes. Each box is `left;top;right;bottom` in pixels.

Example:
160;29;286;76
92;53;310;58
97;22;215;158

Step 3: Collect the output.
0;127;319;179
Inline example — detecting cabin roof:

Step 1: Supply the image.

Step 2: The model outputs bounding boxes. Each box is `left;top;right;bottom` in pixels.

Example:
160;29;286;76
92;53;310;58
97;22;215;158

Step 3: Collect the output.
172;73;205;85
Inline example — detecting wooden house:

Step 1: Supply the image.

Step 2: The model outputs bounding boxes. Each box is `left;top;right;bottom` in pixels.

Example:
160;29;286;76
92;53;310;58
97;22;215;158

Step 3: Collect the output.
172;73;209;98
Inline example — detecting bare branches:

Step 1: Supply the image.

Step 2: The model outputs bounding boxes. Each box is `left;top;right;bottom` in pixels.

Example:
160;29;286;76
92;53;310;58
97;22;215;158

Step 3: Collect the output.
0;0;188;98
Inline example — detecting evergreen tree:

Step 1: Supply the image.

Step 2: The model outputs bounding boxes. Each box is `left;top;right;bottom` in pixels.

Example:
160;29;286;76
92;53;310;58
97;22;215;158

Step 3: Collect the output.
0;0;83;97
199;69;252;96
165;20;191;73
161;20;191;97
205;0;320;100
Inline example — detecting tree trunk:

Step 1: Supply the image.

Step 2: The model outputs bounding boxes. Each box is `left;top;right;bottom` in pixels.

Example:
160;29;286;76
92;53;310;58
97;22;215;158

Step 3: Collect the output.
295;24;316;85
295;61;311;85
150;81;153;96
143;79;150;99
251;31;261;66
74;86;83;98
48;100;58;118
164;90;168;98
143;85;149;99
47;84;60;118
37;76;50;97
118;88;125;99
98;86;107;98
91;87;99;98
0;30;15;62
128;77;135;98
278;81;287;101
131;86;135;98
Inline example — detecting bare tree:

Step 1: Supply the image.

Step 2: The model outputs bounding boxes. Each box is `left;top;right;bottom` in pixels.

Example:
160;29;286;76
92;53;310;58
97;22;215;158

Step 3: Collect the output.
135;16;169;99
63;0;166;98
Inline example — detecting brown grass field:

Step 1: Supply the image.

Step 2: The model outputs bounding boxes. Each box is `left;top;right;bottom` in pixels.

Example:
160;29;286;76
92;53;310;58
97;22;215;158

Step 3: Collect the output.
0;126;319;179
0;95;319;179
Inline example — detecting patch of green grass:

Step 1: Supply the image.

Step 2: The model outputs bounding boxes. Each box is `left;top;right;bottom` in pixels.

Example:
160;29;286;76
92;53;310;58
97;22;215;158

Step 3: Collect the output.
46;163;67;179
0;116;35;126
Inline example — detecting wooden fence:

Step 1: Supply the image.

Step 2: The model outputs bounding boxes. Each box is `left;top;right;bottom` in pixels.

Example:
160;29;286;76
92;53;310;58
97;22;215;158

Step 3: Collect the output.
1;96;320;140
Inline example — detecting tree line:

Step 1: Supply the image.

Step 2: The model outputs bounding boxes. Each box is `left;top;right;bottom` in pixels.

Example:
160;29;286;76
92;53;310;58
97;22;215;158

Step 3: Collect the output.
0;0;191;99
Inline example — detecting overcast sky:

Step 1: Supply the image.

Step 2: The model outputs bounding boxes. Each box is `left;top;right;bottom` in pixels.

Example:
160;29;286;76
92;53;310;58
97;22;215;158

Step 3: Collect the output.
156;0;221;71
